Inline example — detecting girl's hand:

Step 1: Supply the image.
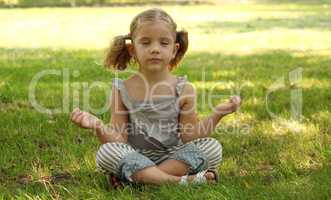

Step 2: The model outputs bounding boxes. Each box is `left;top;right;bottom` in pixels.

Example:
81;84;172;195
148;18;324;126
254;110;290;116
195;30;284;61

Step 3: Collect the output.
214;96;242;116
70;107;103;130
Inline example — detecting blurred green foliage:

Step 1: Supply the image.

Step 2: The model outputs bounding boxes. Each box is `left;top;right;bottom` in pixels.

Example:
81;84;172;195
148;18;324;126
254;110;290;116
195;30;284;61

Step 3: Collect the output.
0;0;207;7
1;0;331;7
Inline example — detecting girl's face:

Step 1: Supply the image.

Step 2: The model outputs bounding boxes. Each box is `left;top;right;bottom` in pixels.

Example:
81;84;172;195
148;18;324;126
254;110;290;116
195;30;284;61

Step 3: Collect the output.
130;20;179;72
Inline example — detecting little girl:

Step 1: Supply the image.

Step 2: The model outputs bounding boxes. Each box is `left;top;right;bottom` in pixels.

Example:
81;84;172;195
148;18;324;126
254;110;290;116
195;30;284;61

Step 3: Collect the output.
70;8;241;187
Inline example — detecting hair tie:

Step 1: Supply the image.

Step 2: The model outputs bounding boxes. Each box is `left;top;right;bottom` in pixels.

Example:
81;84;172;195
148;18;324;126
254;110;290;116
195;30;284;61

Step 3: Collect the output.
123;33;131;40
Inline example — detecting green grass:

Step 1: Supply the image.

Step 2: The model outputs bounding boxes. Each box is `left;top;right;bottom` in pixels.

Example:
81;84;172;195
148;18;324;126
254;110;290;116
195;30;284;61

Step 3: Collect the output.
0;2;331;199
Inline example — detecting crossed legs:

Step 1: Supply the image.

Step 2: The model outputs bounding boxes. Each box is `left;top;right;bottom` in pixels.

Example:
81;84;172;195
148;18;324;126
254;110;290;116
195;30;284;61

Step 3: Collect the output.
96;138;222;185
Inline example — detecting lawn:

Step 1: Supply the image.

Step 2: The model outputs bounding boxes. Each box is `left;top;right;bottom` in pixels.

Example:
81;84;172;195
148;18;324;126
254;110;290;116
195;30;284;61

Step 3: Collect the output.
0;2;331;199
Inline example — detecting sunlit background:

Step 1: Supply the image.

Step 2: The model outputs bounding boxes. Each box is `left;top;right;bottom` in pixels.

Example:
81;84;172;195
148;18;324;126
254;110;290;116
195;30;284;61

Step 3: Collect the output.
1;1;331;54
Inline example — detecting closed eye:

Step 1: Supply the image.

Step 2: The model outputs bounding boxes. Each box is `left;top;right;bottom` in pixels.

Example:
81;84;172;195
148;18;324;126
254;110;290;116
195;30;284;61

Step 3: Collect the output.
141;41;150;45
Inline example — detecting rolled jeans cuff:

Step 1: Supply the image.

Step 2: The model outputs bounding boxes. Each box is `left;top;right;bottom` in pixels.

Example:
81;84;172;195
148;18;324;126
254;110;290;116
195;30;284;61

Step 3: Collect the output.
169;143;208;174
118;152;155;182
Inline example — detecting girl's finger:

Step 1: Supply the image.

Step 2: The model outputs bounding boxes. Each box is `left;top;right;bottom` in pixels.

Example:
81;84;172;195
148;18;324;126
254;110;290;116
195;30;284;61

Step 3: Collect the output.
232;96;241;105
71;110;80;121
70;107;80;119
72;111;84;122
75;112;86;123
71;108;80;119
237;96;242;105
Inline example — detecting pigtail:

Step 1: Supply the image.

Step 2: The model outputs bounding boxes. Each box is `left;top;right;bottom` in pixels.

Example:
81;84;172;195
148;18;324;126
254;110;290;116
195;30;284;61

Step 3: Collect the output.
104;34;132;70
169;30;189;70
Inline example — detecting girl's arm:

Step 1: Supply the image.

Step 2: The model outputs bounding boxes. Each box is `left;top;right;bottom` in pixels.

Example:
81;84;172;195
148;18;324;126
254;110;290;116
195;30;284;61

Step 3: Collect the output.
179;84;240;143
195;96;241;139
70;84;129;144
94;84;129;144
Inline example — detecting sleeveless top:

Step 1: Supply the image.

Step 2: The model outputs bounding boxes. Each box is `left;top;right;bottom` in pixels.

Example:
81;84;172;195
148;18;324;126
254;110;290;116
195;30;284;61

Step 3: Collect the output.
112;75;188;150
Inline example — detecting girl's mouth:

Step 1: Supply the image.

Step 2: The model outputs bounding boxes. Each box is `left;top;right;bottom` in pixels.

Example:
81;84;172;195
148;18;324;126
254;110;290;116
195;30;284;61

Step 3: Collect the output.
148;58;162;63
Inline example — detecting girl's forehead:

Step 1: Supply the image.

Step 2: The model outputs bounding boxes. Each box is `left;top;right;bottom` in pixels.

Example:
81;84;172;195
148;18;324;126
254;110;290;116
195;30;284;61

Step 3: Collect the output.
133;20;175;39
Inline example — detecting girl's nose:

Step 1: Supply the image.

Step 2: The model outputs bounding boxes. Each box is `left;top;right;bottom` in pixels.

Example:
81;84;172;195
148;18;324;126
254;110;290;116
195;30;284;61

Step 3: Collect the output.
150;44;160;54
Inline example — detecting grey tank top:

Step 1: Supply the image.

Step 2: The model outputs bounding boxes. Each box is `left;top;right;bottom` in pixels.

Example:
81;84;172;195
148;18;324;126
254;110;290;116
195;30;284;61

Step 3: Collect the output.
112;75;188;150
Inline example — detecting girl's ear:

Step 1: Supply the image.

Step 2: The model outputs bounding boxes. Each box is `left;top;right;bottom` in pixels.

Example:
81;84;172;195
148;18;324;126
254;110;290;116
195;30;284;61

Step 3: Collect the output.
172;43;180;59
126;43;134;57
127;42;139;63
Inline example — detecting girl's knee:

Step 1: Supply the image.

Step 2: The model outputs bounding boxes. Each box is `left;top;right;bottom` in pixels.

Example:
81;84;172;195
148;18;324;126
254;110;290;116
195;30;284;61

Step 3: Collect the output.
208;138;222;153
207;138;222;160
95;142;125;173
193;137;223;165
205;138;223;169
96;143;115;159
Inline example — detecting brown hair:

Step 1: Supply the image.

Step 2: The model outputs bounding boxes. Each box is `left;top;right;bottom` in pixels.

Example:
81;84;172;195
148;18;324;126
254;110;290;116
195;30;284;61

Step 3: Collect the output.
104;8;188;71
